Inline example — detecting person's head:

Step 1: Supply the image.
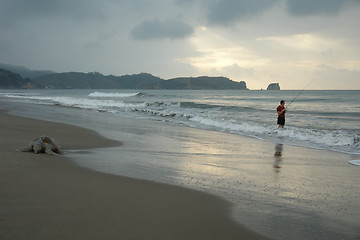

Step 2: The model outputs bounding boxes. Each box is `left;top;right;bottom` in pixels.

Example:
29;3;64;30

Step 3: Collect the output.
280;100;285;106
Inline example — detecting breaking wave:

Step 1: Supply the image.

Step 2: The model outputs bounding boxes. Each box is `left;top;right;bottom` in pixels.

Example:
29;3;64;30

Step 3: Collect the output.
88;92;140;98
1;90;359;155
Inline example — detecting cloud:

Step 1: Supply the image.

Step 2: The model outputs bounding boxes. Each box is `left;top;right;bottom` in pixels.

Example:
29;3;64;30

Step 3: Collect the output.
202;0;360;26
205;0;279;25
0;0;104;26
286;0;360;16
174;0;197;5
257;34;335;52
315;65;360;89
0;0;359;89
130;19;194;40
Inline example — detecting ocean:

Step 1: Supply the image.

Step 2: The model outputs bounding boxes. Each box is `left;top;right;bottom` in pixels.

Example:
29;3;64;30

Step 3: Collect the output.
1;89;359;155
1;89;359;240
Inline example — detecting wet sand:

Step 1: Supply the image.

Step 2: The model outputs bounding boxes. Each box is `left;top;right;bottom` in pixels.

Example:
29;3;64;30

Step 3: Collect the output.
0;110;270;240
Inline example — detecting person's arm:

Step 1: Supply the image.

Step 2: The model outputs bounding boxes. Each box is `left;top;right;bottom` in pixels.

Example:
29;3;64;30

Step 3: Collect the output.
278;108;285;115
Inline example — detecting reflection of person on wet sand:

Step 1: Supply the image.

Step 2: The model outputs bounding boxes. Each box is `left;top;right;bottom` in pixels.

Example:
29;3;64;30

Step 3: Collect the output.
274;144;283;171
274;143;283;157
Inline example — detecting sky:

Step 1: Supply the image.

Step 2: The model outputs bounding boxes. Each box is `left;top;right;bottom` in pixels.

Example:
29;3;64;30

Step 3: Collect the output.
1;0;359;90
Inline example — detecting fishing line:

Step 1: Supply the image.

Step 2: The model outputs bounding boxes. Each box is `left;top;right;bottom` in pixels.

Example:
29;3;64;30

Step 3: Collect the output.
286;79;315;109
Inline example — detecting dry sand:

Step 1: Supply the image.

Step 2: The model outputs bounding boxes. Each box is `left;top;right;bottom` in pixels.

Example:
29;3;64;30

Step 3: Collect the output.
0;110;270;240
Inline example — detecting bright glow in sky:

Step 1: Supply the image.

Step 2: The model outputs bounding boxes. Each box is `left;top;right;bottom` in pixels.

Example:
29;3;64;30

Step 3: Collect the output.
1;0;359;89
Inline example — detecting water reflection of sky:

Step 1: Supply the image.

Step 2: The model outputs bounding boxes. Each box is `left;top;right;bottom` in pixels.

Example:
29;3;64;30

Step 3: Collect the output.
67;114;358;240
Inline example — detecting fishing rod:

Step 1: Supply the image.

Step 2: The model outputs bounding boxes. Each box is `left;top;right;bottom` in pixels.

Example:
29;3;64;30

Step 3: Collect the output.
286;79;315;108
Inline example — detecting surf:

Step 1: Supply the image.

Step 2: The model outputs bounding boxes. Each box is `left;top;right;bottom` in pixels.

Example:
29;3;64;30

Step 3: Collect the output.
88;91;140;98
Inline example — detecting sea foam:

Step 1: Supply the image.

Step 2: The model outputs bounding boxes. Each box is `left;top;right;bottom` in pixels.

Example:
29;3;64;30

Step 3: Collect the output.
88;92;139;98
1;89;359;155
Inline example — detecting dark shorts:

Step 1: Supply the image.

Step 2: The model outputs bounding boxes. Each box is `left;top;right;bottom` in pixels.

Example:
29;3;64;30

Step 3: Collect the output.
277;117;285;126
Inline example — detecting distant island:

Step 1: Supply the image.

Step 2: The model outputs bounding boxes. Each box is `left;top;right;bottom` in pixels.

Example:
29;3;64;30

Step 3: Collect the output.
0;65;248;90
267;83;280;90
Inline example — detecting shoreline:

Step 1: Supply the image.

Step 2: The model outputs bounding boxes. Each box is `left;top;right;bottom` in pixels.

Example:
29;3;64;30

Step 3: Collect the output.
0;109;270;240
1;101;359;240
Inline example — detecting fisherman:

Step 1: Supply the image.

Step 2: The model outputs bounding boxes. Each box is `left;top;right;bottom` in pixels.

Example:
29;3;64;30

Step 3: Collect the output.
277;100;286;128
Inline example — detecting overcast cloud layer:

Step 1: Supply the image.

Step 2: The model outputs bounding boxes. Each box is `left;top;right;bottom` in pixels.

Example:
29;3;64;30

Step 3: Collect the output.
1;0;359;89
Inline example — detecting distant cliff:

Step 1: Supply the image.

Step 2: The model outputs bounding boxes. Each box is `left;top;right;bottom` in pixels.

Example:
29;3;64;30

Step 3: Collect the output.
267;83;280;90
0;67;248;90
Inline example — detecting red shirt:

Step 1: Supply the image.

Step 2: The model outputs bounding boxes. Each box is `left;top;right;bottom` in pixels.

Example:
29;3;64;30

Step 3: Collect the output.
277;105;286;118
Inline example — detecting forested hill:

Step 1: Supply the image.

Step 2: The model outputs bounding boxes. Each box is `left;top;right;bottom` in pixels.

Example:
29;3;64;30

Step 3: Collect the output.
33;72;166;89
146;76;248;90
0;69;248;90
0;69;39;89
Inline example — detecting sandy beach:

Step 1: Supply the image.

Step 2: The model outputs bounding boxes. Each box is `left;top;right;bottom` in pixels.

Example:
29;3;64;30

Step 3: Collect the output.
1;99;359;240
0;109;270;240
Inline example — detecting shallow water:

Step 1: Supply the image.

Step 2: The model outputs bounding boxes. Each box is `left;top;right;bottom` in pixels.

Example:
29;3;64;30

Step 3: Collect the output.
1;89;359;155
